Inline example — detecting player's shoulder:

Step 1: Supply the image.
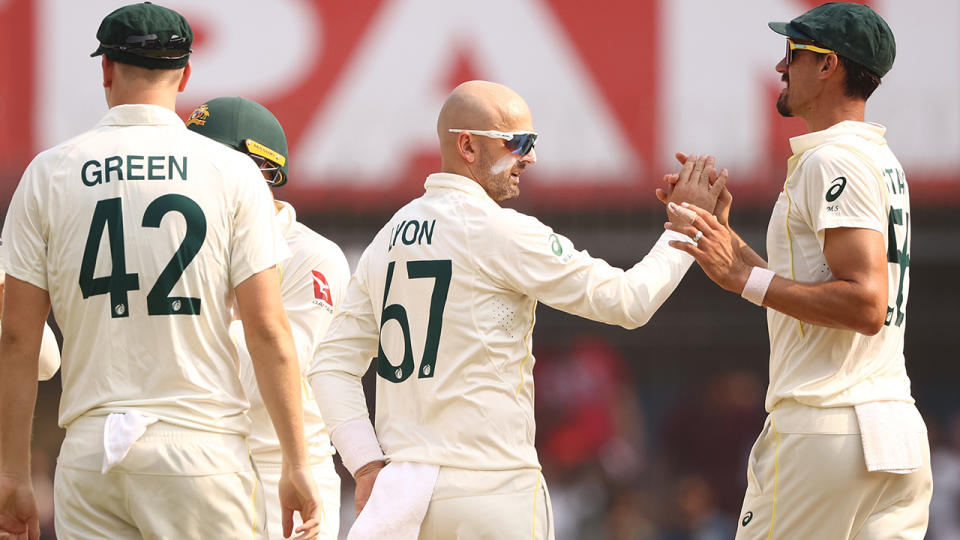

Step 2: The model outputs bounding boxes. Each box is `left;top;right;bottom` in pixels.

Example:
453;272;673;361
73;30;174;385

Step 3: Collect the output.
290;222;349;268
797;140;883;183
26;127;104;172
488;206;552;238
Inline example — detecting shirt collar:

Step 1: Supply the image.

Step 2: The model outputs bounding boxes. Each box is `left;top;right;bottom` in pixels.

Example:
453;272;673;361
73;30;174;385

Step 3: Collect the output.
423;173;495;204
274;200;296;237
789;121;887;156
96;104;186;128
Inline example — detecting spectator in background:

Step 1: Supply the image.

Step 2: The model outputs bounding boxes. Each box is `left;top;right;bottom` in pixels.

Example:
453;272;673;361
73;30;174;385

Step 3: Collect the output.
929;412;960;539
661;371;765;516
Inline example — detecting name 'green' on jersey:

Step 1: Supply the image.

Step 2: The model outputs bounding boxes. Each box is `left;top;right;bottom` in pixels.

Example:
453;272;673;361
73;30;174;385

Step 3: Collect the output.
765;121;912;412
0;105;286;434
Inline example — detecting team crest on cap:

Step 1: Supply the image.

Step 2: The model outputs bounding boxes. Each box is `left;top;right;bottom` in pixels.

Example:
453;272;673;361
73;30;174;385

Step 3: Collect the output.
186;104;210;127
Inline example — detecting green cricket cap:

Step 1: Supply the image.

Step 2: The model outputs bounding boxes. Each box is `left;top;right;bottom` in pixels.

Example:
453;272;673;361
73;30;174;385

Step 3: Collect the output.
769;2;895;77
186;97;290;187
91;2;192;70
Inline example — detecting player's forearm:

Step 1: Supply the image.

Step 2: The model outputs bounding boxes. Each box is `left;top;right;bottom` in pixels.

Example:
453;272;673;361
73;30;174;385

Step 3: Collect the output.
0;278;49;475
310;369;385;476
246;327;310;468
0;339;40;475
729;228;767;268
309;369;371;432
236;268;310;468
760;276;887;334
618;230;695;328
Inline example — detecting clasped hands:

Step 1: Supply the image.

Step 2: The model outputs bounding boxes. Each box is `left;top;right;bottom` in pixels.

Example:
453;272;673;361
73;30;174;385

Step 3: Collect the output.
658;152;752;294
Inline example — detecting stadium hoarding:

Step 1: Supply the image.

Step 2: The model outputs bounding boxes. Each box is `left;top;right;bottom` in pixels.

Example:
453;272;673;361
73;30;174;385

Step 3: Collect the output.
0;0;958;211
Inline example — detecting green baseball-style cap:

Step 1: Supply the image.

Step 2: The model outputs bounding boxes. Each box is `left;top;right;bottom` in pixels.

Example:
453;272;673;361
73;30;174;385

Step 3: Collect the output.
186;97;290;187
769;2;895;77
90;2;192;70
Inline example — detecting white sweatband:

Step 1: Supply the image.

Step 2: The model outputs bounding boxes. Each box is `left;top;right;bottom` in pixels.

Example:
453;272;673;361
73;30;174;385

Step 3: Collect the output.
330;418;386;477
741;266;775;306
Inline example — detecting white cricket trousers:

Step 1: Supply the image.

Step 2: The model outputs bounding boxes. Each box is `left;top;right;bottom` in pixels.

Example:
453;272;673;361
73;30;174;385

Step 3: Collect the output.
418;467;554;540
735;400;932;539
54;415;267;539
256;457;341;539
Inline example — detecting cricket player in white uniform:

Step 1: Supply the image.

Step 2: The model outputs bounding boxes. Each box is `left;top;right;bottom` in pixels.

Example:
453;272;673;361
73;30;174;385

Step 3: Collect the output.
308;80;726;539
0;4;321;539
666;4;932;538
187;96;350;539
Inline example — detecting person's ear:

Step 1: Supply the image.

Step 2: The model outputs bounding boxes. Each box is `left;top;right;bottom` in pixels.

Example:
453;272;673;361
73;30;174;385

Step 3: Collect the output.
102;56;114;88
178;61;192;93
458;133;477;164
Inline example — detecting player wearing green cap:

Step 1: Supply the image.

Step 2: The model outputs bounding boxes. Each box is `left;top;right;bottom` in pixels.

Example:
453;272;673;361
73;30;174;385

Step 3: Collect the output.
0;4;320;539
187;96;349;540
665;3;931;538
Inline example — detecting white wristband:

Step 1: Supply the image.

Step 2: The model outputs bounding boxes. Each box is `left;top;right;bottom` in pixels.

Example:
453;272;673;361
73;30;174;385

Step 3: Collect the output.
741;267;775;306
330;418;386;477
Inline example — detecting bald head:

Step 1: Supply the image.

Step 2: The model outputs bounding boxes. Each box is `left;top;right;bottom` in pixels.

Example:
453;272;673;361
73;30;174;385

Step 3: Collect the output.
436;81;537;202
437;81;531;141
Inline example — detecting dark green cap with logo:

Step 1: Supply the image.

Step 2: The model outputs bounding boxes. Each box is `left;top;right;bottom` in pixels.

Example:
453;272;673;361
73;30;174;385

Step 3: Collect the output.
186;97;290;187
91;2;192;70
769;2;895;77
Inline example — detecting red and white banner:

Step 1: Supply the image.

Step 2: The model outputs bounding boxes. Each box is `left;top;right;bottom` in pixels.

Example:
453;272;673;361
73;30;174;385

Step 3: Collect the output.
1;0;958;211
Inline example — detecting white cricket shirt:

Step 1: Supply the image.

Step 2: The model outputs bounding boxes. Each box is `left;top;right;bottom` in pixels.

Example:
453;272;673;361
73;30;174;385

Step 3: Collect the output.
310;172;693;470
765;121;913;411
0;104;287;434
231;201;350;464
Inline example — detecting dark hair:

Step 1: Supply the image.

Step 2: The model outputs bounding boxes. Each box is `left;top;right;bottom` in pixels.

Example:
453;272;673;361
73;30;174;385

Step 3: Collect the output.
838;56;882;100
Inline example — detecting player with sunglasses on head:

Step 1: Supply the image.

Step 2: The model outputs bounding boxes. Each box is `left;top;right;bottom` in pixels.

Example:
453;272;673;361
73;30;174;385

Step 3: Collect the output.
664;3;932;538
307;80;727;539
186;96;350;540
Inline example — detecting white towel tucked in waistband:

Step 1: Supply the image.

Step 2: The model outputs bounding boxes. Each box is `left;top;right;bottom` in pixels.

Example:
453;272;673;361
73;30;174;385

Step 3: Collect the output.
101;411;158;473
347;461;440;540
854;401;927;474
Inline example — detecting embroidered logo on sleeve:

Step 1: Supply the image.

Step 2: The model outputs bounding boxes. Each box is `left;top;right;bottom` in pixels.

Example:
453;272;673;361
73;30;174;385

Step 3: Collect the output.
825;176;847;202
548;233;574;263
549;234;563;256
312;270;334;310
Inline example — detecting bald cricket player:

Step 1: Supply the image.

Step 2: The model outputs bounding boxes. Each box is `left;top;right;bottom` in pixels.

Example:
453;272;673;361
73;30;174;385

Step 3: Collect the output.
308;80;727;539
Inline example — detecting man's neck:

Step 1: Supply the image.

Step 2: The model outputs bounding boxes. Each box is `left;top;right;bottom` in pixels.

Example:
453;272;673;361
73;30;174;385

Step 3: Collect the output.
803;98;866;133
107;90;177;111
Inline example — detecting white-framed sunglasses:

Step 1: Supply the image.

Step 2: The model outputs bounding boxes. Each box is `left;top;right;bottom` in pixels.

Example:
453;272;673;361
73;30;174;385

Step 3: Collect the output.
448;129;538;157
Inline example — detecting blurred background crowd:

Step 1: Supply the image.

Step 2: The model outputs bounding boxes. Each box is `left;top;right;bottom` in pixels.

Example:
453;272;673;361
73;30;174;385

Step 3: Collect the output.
3;0;958;538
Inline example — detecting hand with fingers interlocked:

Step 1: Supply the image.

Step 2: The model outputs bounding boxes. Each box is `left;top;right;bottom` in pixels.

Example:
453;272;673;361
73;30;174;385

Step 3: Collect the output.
656;152;732;224
664;202;753;294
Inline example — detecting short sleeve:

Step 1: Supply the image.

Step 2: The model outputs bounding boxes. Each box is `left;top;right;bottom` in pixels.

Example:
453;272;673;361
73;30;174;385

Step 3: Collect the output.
228;159;291;287
799;146;886;242
0;157;50;290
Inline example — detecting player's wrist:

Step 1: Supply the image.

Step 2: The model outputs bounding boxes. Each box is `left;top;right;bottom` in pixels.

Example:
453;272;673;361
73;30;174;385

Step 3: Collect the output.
354;460;386;480
740;266;775;306
330;418;386;477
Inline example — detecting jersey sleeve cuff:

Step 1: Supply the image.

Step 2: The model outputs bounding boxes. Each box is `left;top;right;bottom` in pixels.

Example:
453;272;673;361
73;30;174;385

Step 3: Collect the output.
330;418;386;477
